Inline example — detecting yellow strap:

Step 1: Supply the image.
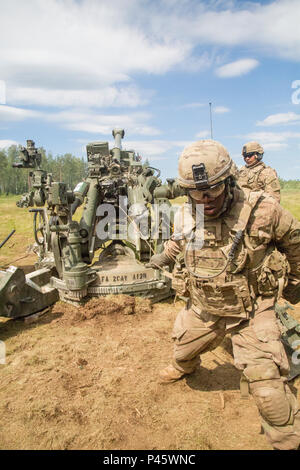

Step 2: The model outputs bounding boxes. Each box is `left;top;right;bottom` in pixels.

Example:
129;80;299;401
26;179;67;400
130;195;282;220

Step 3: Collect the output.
240;374;249;399
277;277;285;301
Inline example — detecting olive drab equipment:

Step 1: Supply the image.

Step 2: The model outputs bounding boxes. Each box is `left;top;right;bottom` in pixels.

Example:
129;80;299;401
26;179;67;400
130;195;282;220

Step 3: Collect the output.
275;302;300;380
0;130;185;318
0;230;59;318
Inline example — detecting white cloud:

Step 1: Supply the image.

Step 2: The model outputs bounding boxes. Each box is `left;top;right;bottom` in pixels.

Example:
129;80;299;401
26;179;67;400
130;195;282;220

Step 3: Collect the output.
242;130;300;151
213;106;230;114
1;0;300;148
0;80;6;105
1;0;300;103
215;59;259;78
157;0;300;62
0;140;19;149
263;143;288;151
244;131;300;143
0;105;40;121
76;138;183;159
257;112;300;126
0;0;187;93
123;140;190;159
178;52;214;73
7;86;150;108
48;111;161;136
196;130;210;138
0;103;161;136
71;138;190;162
243;132;286;144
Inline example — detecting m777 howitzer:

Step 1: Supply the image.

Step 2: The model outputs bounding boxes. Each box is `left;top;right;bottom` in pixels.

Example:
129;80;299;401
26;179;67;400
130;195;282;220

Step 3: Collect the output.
0;129;184;318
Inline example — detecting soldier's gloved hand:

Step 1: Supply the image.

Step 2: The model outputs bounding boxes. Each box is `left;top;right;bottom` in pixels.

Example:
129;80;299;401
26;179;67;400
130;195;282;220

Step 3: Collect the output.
145;252;173;269
283;283;300;305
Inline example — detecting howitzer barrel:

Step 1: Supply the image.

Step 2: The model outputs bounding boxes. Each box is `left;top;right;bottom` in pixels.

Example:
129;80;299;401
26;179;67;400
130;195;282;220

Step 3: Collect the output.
0;229;16;249
112;128;125;161
112;128;125;149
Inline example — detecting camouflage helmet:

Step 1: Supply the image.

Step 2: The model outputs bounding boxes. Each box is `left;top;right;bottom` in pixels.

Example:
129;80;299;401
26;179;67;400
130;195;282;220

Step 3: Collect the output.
242;141;264;159
177;140;235;190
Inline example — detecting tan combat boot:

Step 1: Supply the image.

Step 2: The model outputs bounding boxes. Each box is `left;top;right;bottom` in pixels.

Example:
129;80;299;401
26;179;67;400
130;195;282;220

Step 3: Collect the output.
159;365;187;384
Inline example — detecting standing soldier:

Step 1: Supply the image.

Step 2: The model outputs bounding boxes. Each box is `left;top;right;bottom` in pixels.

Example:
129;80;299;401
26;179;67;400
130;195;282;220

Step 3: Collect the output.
148;140;300;450
238;142;281;202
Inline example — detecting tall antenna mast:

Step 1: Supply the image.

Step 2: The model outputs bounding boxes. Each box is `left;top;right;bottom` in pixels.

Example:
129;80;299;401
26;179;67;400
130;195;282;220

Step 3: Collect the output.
209;102;213;139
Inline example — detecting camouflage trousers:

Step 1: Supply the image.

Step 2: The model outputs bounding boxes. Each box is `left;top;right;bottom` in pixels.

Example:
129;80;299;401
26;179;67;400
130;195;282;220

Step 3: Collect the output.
171;301;300;450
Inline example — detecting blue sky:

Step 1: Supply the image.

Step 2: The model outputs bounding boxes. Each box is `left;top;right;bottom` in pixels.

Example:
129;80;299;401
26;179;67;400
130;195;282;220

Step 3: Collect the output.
0;0;300;181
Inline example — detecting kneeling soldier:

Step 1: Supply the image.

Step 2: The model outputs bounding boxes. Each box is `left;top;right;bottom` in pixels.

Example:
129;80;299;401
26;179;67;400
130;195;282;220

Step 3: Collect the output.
148;140;300;450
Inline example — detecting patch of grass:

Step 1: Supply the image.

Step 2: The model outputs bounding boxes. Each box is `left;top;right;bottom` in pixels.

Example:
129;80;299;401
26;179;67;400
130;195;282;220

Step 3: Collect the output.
0;195;34;262
281;191;300;220
0;195;85;265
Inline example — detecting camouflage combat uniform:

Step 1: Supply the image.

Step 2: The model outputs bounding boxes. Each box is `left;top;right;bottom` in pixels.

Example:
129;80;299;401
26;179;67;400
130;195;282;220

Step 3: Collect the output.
238;159;281;202
162;186;300;450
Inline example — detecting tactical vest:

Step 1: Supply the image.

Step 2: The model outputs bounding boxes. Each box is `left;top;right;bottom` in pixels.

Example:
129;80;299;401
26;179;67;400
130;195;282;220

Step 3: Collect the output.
238;162;268;192
182;190;289;319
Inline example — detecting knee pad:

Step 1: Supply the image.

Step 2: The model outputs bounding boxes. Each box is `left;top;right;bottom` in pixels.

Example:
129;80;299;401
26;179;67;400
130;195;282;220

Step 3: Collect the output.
243;363;293;427
250;382;292;426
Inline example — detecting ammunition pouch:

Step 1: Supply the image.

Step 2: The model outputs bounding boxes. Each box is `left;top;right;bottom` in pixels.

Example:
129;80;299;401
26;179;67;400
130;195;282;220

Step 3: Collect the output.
172;256;190;297
255;249;290;298
190;274;253;319
172;272;189;297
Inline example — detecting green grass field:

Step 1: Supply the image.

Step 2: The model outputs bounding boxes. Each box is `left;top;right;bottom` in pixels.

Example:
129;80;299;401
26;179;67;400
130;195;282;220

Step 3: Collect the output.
281;191;300;220
1;191;300;265
0;194;84;265
0;195;34;263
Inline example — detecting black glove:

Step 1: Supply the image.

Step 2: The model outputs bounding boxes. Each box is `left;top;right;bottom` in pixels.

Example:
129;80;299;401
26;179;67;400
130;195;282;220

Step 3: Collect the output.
145;252;173;269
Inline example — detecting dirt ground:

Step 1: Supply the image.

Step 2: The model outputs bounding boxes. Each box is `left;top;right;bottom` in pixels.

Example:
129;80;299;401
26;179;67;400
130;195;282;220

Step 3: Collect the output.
0;263;300;451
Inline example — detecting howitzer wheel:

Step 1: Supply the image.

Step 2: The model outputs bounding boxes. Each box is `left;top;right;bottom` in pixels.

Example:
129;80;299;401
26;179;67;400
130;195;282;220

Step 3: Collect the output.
33;209;47;246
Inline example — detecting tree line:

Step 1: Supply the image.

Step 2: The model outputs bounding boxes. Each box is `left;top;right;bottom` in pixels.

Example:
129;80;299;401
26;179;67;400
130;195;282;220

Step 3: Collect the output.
278;178;300;191
0;145;87;195
0;145;300;195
